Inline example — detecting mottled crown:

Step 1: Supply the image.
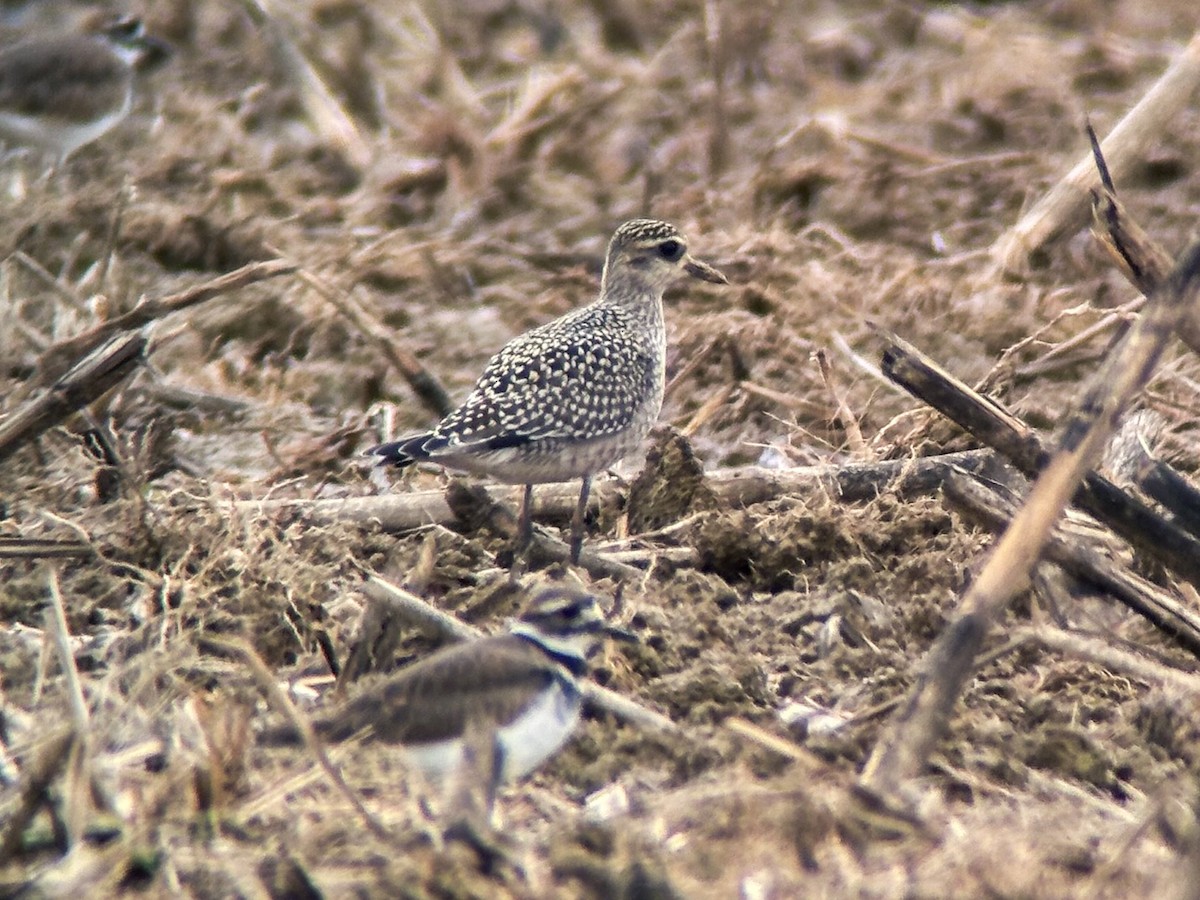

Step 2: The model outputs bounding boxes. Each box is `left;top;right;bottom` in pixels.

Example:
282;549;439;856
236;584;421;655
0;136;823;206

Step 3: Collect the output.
610;219;684;249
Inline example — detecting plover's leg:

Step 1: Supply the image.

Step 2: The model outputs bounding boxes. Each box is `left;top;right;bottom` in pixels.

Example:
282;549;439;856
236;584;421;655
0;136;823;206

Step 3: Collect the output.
569;475;591;565
515;482;535;558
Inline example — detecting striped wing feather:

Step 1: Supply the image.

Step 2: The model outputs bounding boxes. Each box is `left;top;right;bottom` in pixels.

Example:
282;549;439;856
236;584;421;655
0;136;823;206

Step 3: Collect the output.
0;39;128;119
314;635;558;745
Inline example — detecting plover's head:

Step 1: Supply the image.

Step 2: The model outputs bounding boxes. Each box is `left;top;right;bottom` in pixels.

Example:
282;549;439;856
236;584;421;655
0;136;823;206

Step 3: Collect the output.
96;15;172;70
601;219;727;299
510;586;634;660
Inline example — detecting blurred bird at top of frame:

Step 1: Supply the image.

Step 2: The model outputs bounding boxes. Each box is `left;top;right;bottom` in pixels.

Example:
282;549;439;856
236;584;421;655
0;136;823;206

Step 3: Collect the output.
0;15;171;165
371;219;728;565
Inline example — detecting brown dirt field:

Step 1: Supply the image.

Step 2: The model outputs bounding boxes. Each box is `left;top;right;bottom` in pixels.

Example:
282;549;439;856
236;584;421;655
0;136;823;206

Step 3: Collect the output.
3;0;1200;896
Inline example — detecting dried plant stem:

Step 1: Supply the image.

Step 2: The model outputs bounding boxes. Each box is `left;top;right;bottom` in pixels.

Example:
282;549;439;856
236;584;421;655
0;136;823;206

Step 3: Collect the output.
1018;626;1200;696
1085;122;1200;362
45;570;88;732
881;337;1200;587
0;333;144;465
815;348;867;457
231;450;994;531
944;471;1200;655
991;31;1200;273
238;0;372;169
862;236;1200;800
33;259;296;385
292;264;452;418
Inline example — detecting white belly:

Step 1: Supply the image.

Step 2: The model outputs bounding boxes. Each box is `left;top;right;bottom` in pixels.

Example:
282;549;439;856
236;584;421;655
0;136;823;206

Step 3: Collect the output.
399;681;582;783
0;90;131;159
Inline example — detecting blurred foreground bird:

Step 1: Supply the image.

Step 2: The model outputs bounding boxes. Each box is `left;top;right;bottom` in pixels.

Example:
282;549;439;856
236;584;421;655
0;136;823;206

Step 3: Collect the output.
371;219;727;564
261;586;634;808
0;15;170;164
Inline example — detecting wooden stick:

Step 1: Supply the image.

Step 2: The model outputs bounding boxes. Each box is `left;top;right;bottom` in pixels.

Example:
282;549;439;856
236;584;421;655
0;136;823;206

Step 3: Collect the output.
362;574;681;734
882;337;1200;588
230;449;995;531
862;236;1200;800
32;259;296;385
991;32;1200;274
944;471;1200;656
0;333;144;465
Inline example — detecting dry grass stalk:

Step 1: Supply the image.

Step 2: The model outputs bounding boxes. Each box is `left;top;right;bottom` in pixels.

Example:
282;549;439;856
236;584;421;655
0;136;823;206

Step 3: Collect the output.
815;348;868;458
292;264;452;418
237;0;372;170
991;31;1200;274
44;571;88;733
206;635;394;842
863;235;1200;801
44;570;92;850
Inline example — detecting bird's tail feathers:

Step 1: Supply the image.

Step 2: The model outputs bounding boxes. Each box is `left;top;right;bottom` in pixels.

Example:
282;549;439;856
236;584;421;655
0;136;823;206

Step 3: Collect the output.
368;432;434;468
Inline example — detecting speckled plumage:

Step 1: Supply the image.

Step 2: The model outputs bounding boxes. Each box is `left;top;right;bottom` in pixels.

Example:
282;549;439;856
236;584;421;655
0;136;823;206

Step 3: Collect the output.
373;219;727;562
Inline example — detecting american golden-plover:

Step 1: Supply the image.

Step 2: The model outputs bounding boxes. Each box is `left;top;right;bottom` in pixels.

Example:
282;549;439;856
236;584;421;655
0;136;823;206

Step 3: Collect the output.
263;587;633;798
372;219;727;563
0;16;170;164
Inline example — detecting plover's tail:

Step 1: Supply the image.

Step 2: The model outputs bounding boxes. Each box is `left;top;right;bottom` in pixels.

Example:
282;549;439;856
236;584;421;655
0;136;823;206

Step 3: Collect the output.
368;432;435;468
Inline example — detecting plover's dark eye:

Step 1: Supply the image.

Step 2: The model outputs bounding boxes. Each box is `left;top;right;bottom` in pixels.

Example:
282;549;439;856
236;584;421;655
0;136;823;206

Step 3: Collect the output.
657;239;684;262
108;17;143;39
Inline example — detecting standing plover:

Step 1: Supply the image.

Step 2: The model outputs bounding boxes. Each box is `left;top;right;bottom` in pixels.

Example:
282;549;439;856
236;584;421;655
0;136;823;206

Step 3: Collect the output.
0;16;170;163
372;219;727;563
